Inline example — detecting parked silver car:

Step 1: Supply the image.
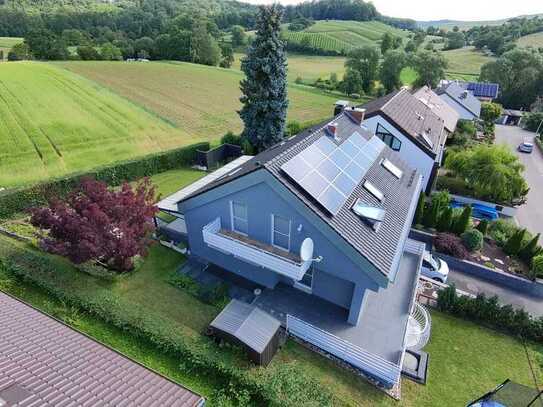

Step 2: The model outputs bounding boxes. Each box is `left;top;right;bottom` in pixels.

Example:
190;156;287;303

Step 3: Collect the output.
518;139;534;153
421;251;449;283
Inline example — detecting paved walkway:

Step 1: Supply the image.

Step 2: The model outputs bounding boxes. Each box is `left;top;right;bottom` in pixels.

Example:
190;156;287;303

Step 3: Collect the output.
447;268;543;317
495;125;543;237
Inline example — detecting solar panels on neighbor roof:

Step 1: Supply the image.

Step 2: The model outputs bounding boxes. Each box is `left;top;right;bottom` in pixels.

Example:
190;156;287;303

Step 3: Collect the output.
281;132;385;215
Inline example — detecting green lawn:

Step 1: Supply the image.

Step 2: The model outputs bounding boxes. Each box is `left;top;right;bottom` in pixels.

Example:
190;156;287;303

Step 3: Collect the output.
0;62;191;188
518;31;543;48
148;167;207;198
443;46;495;77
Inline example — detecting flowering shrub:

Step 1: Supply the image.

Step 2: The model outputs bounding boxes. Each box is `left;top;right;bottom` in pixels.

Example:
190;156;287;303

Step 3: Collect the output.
434;233;469;259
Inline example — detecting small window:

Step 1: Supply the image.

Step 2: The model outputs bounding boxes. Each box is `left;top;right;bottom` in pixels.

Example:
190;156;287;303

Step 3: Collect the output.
363;180;384;202
272;214;291;251
376;123;401;151
420;132;434;149
381;158;403;179
231;201;248;235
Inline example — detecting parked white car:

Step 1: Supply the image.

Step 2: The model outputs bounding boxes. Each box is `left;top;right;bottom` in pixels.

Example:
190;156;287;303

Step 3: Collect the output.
421;251;449;283
518;139;534;153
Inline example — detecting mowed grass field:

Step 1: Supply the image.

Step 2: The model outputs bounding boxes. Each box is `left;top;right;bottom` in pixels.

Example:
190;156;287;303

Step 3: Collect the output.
443;46;494;77
518;31;543;48
233;52;347;82
58;61;343;136
282;20;408;54
0;37;23;60
0;62;190;187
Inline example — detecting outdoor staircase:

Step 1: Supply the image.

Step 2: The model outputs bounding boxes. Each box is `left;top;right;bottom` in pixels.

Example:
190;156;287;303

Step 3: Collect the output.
405;303;432;351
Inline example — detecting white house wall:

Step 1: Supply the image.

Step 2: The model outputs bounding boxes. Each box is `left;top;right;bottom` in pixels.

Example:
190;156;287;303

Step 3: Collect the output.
363;115;434;192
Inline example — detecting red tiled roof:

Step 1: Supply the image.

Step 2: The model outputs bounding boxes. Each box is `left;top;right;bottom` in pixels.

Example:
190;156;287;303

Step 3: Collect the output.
0;292;204;407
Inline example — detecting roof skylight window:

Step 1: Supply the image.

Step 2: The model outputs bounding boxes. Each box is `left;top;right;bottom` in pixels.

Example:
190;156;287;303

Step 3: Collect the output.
381;158;403;179
363;180;384;202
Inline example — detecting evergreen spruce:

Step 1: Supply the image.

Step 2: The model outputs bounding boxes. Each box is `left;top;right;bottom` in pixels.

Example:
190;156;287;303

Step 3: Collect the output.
422;202;434;228
519;233;540;262
239;5;288;152
414;193;425;225
453;205;471;235
436;207;453;232
476;219;489;235
504;228;526;256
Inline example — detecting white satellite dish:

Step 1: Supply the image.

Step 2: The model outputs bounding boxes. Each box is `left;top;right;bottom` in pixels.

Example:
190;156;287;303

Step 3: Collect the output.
300;238;314;262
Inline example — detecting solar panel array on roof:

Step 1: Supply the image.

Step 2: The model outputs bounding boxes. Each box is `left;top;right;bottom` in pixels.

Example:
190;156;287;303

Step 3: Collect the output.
281;132;385;215
467;82;499;99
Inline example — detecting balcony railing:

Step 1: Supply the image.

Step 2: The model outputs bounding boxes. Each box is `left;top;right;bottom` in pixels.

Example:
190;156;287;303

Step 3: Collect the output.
202;218;312;281
405;302;432;351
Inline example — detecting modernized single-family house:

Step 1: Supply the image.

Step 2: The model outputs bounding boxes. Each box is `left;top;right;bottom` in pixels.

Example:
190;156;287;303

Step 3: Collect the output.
355;88;447;194
413;86;460;135
158;109;431;390
436;81;482;120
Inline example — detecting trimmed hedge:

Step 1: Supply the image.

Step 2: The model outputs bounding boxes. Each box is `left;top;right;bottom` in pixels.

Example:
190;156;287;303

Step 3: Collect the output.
437;285;543;343
0;142;209;220
0;238;333;406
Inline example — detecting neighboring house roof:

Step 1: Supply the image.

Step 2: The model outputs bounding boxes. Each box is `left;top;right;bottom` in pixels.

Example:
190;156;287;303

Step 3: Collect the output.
210;299;281;353
0;291;204;407
463;81;499;99
359;88;447;157
436;81;482;118
179;112;422;280
413;86;460;133
157;155;253;213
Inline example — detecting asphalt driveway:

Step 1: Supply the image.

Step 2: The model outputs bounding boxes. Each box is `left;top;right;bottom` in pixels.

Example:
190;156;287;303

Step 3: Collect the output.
495;124;543;237
447;268;543;317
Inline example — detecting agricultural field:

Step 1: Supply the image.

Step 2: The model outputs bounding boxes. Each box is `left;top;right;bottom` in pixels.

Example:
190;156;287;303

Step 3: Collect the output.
58;60;343;136
517;31;543;48
0;62;189;188
0;37;22;60
233;52;347;82
282;20;408;54
442;46;494;79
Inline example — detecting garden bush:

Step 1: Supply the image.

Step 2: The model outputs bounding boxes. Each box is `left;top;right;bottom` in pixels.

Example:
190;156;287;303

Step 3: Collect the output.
462;229;484;252
436;207;453;233
437;285;543;342
476;219;489;236
488;219;517;246
0;142;209;220
220;131;242;146
434;233;469;259
0;241;334;406
519;233;541;263
504;228;526;256
531;255;543;280
452;205;471;235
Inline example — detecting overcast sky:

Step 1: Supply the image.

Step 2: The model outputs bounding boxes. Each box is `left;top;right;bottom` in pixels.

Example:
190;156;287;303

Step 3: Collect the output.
245;0;543;21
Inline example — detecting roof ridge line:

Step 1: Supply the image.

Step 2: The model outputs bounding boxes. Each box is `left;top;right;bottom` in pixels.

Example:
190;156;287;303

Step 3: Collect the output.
381;88;403;111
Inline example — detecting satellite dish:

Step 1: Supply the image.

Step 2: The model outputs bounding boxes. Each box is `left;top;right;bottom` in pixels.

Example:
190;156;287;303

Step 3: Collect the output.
300;238;314;262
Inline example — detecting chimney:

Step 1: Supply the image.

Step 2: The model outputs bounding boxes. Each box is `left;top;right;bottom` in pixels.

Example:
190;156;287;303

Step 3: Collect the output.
334;100;349;116
326;122;338;139
347;107;366;125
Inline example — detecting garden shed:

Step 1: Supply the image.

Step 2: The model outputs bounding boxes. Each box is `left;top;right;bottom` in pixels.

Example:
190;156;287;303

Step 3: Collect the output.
209;299;282;366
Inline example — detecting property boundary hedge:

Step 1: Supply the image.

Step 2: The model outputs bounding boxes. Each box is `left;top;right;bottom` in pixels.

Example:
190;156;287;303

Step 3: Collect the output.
0;142;209;220
0;238;334;406
437;285;543;342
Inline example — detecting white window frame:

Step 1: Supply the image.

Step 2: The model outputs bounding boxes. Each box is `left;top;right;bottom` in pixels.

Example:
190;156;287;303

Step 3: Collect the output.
271;214;291;252
230;201;248;236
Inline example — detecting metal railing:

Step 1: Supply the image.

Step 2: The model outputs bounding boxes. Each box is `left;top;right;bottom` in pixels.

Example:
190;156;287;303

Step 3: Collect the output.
202;218;311;281
286;314;401;389
405;303;432;351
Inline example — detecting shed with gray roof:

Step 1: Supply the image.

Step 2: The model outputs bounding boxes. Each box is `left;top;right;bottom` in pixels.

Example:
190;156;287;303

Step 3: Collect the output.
209;299;282;366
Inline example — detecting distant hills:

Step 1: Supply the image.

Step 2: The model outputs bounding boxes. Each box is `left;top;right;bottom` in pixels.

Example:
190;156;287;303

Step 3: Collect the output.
417;13;543;31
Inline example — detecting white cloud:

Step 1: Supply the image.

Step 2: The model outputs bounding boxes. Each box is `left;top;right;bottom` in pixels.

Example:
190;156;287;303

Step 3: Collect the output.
245;0;542;21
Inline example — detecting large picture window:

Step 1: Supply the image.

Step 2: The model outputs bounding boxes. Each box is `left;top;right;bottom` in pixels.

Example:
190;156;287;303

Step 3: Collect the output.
376;123;401;151
271;214;291;251
231;201;248;235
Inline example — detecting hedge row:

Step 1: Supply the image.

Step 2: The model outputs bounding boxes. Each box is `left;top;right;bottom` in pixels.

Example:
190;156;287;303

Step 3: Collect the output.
0;142;210;220
0;238;333;406
437;285;543;343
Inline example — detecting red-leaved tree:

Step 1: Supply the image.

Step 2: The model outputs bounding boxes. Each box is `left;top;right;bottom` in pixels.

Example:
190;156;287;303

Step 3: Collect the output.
30;177;158;272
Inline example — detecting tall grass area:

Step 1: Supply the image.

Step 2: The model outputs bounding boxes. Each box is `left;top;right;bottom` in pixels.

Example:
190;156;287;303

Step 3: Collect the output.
58;60;342;139
517;31;543;48
443;46;495;78
0;62;194;187
282;20;408;54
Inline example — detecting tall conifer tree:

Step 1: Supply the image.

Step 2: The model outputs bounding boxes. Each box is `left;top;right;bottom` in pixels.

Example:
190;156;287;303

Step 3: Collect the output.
239;5;288;152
